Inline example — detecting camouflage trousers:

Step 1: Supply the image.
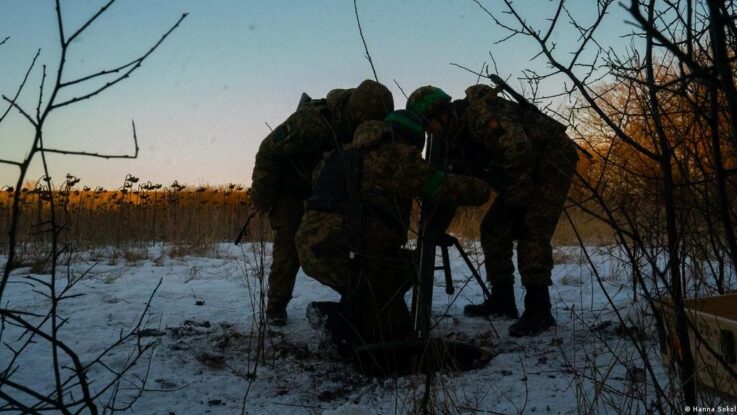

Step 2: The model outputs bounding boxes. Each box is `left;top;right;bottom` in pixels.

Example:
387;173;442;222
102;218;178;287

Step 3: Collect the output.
296;212;414;343
266;193;305;313
295;211;349;294
481;141;578;287
352;249;414;343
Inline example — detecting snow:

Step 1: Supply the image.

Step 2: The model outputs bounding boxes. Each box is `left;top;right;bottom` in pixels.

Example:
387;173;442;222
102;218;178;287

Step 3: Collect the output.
1;243;674;414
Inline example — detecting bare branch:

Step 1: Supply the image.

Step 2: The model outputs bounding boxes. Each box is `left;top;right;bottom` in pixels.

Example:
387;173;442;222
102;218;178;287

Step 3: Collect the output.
393;79;408;99
0;390;41;414
0;49;40;125
0;311;96;412
37;120;139;160
542;0;566;43
65;0;117;45
353;0;378;82
54;0;65;47
2;95;38;127
59;60;137;88
51;13;188;110
36;65;47;121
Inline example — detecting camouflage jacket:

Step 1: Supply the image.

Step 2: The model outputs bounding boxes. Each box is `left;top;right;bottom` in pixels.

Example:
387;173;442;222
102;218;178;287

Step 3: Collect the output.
304;120;491;250
250;90;355;212
446;84;573;208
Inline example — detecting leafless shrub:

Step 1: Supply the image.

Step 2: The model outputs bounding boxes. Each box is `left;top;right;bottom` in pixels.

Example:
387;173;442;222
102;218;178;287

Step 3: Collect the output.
468;0;737;411
0;1;186;412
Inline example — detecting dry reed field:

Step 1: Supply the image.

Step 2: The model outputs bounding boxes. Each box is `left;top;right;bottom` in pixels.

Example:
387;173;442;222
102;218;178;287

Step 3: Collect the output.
0;176;251;252
0;174;613;258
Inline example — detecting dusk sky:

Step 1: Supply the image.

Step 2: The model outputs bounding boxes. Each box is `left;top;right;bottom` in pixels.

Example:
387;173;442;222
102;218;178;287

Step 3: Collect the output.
0;1;633;188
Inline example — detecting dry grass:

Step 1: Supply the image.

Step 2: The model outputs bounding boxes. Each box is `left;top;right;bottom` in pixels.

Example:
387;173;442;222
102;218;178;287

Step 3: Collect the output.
447;200;615;246
0;182;266;253
0;180;612;256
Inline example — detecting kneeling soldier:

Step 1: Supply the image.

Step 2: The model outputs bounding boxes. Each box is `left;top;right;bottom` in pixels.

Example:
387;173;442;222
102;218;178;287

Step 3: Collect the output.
296;110;491;346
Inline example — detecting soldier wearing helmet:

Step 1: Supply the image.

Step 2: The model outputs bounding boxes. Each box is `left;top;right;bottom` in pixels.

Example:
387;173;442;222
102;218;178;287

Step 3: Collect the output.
295;110;491;346
250;80;394;326
406;84;579;337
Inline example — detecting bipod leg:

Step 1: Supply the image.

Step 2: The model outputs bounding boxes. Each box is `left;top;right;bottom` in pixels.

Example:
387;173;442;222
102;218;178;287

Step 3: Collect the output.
440;243;454;295
447;235;492;301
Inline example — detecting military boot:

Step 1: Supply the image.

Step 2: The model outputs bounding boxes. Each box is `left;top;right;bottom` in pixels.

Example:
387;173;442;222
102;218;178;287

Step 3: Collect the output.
508;286;556;337
306;301;355;356
463;282;519;318
266;306;288;327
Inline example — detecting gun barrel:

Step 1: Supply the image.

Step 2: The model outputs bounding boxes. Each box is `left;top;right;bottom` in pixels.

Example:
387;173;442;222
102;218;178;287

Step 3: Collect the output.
489;74;593;160
234;211;256;245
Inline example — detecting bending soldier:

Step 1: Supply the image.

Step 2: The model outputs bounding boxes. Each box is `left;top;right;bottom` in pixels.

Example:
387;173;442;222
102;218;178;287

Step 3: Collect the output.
406;84;579;337
295;110;491;346
250;80;394;325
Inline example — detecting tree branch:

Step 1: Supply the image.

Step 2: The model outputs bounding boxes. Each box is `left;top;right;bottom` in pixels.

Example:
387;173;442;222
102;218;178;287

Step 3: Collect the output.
2;95;38;127
65;0;117;45
51;13;188;110
353;0;378;82
0;49;40;125
0;159;22;167
38;121;139;160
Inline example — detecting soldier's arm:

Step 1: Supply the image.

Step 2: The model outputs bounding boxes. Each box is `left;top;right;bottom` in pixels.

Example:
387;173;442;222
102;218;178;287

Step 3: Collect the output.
389;144;491;207
422;172;490;207
471;101;534;207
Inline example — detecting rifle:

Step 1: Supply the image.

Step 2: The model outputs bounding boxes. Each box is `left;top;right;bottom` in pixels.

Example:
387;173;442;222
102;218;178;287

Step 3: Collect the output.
234;210;256;246
297;92;311;110
488;74;593;160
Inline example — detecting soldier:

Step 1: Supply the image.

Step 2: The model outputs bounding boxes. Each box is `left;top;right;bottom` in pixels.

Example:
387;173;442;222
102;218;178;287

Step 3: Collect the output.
250;80;394;326
406;84;579;337
295;110;491;346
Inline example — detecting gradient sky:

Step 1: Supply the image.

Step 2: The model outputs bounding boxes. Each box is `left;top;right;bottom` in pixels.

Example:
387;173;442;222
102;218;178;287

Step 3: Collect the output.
0;0;633;188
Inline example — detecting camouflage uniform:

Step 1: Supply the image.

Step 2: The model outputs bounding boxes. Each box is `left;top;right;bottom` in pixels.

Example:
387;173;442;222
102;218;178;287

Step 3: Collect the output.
250;81;393;316
296;119;491;343
445;85;579;287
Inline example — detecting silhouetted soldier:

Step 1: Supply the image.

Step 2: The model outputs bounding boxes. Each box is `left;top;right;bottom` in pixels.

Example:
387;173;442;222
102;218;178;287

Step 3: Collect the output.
250;80;394;325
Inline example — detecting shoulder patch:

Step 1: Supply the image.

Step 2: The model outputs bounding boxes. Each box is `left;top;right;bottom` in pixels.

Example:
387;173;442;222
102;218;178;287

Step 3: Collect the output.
487;116;499;130
486;114;506;137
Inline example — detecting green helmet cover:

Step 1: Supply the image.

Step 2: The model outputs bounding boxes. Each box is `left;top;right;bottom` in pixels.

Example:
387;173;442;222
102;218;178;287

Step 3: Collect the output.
384;109;426;148
406;86;451;119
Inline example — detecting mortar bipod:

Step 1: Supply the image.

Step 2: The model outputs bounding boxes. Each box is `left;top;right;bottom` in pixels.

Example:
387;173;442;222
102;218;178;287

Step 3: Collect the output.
435;234;492;300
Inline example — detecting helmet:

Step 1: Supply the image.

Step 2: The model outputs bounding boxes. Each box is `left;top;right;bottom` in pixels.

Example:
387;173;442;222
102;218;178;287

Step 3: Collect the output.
406;86;451;120
326;88;352;111
465;84;499;102
345;80;394;124
384;109;426;148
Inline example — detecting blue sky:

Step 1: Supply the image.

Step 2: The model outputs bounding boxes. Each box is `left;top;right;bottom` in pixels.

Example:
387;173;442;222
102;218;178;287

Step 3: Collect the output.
0;0;633;188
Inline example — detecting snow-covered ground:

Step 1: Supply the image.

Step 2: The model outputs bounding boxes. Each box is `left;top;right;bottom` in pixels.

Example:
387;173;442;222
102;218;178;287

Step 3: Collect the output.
2;242;673;414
